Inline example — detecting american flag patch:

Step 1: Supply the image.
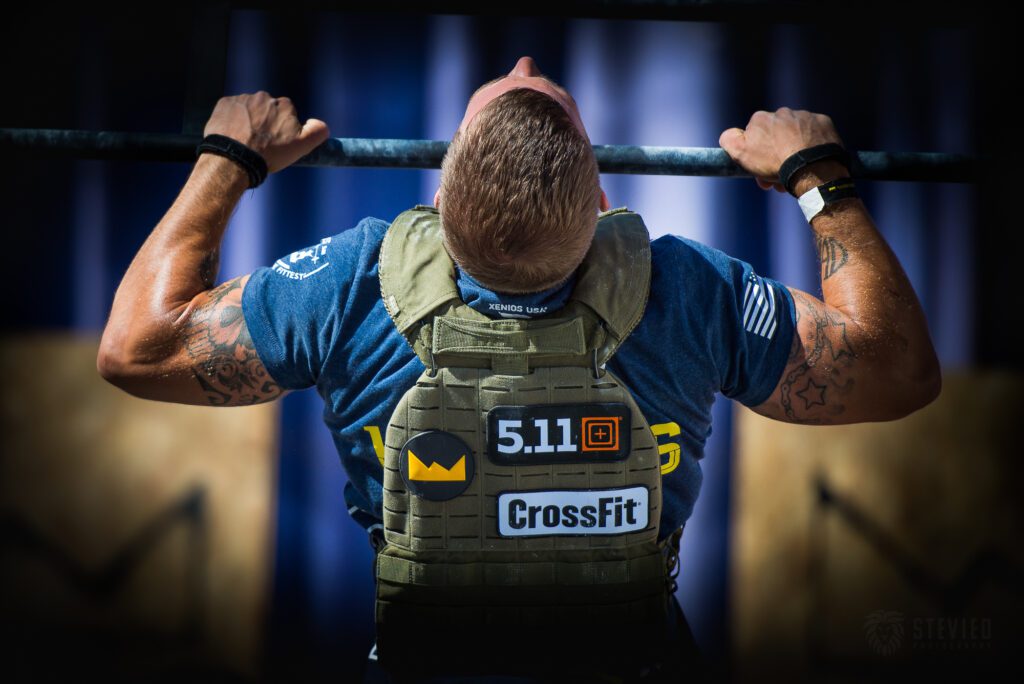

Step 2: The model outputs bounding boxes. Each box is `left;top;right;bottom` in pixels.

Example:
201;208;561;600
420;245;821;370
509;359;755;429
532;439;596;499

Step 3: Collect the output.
742;272;778;339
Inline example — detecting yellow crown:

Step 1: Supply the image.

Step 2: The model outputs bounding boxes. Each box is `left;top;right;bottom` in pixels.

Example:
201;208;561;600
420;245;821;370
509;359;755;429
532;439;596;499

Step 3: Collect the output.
407;450;466;482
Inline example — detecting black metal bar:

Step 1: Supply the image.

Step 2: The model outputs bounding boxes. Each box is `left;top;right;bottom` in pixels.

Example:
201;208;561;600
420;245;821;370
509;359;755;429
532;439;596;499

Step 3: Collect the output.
0;128;981;182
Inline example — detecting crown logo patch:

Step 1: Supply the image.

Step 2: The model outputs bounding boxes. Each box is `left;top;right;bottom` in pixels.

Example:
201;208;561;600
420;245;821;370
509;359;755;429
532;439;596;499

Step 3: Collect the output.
408;451;467;481
398;430;475;501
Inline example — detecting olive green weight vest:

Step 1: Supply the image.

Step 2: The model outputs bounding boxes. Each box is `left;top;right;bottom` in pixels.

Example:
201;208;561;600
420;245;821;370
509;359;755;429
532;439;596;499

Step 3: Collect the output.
374;205;674;678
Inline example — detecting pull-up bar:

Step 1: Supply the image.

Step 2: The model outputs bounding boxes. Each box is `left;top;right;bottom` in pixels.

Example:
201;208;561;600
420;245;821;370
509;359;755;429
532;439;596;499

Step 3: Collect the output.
0;128;979;182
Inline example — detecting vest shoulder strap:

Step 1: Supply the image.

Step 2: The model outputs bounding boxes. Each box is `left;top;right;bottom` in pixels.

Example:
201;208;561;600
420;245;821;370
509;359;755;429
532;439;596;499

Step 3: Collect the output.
572;206;652;343
379;204;652;372
378;204;460;336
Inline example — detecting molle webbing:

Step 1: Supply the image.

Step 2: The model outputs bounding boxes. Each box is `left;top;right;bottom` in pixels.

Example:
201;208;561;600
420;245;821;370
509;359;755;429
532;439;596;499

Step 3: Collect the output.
375;365;669;676
378;366;663;553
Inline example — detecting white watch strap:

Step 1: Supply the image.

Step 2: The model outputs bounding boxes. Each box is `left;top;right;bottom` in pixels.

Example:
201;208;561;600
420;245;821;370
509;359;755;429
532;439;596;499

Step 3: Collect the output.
797;185;825;223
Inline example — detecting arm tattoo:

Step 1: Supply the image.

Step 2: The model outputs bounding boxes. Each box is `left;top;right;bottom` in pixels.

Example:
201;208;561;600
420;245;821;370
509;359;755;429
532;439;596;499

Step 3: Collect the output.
814;234;849;280
779;290;857;424
183;277;285;406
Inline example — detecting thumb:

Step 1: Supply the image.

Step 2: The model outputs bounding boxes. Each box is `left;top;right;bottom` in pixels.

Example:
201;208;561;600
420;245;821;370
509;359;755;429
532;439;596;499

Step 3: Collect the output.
296;117;331;152
719;127;745;158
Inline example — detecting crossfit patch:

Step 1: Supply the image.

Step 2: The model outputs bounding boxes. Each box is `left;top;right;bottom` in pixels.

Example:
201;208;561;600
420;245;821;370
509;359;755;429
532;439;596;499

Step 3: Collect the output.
497;486;649;537
487;403;631;465
398;430;475;501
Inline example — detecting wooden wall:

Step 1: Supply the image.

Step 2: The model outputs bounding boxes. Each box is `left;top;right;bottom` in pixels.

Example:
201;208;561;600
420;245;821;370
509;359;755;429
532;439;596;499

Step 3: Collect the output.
0;333;279;680
731;370;1023;681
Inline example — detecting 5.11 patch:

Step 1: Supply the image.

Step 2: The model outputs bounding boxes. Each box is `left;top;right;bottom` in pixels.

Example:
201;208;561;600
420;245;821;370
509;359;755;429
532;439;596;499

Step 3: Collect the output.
486;402;631;465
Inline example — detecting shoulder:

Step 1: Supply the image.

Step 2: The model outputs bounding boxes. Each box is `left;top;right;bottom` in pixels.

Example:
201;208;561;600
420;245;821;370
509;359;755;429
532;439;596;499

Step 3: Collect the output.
651;233;733;268
238;216;394;389
341;216;391;264
310;215;391;254
649;233;746;286
325;216;391;260
263;216;391;283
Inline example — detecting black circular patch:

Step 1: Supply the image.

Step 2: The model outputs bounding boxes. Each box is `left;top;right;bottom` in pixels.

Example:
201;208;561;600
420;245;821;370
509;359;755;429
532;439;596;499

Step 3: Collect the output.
398;430;475;501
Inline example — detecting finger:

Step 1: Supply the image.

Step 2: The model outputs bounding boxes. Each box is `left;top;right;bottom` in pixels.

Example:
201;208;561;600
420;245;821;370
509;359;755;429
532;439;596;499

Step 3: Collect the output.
719;127;745;158
276;96;297;116
755;178;772;191
296;118;331;150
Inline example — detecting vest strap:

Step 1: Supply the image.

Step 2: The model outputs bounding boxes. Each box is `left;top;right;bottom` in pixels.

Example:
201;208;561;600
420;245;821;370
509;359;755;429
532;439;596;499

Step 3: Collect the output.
379;205;652;374
432;315;588;374
377;552;666;587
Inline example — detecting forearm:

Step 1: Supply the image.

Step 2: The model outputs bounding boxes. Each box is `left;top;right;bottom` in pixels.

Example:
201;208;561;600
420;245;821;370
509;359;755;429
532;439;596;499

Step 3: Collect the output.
99;154;250;366
792;160;941;405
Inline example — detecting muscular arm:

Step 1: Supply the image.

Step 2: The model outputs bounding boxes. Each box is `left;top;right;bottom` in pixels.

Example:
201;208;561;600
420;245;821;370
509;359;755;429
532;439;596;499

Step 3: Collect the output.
749;160;941;424
97;154;287;405
97;91;327;405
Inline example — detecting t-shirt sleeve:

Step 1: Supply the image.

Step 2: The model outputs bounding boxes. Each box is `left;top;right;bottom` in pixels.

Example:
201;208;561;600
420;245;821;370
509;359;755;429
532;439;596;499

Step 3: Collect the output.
240;230;355;390
669;235;797;407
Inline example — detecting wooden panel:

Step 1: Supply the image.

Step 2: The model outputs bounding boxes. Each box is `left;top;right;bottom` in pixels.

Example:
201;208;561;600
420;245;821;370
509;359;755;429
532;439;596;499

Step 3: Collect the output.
731;371;1024;681
0;333;279;678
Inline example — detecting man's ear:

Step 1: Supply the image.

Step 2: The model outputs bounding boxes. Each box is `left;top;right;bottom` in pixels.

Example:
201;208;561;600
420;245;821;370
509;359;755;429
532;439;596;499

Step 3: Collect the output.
599;188;610;212
434;188;441;208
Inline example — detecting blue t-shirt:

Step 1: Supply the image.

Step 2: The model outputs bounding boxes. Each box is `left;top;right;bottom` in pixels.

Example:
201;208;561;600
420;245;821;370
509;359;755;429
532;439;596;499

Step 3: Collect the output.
241;213;796;544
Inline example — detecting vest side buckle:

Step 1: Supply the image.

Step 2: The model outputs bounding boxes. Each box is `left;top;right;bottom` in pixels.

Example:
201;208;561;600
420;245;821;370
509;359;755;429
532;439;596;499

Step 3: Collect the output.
426;348;439;377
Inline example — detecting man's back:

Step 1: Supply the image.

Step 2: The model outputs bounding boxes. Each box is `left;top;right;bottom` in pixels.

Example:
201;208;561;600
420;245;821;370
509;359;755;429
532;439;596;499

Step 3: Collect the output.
237;209;797;542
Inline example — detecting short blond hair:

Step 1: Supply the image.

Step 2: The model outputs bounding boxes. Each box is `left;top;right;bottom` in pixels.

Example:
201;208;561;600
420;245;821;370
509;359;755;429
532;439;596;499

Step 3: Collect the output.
438;87;600;294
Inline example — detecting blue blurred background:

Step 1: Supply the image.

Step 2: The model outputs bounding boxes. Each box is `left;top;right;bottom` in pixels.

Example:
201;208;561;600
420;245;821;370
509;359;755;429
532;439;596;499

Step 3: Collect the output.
2;3;1014;681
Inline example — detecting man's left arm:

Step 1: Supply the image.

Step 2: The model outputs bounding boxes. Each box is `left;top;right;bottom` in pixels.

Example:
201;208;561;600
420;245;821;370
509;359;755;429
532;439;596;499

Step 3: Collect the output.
719;110;941;423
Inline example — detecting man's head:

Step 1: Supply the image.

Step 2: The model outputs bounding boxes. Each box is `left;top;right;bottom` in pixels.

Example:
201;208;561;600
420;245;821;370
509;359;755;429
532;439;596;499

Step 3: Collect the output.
435;56;610;294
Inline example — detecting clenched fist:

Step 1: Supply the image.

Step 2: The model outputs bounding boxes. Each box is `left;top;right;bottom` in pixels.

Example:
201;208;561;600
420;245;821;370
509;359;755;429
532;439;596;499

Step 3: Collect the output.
719;107;845;193
203;91;330;175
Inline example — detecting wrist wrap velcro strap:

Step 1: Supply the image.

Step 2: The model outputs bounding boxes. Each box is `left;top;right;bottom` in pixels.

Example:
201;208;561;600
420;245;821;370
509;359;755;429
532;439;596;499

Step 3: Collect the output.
195;133;269;189
778;142;851;196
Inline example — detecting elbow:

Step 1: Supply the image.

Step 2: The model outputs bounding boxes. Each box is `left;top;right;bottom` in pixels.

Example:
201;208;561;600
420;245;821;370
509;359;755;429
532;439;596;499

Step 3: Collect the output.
97;330;140;389
96;323;179;399
921;362;943;407
96;343;126;386
887;357;943;420
97;323;126;384
96;347;151;399
913;347;943;409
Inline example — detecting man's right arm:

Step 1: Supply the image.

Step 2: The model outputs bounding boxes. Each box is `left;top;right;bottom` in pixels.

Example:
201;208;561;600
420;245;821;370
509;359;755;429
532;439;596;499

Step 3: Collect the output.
749;159;941;424
96;90;329;406
719;110;941;424
98;272;290;406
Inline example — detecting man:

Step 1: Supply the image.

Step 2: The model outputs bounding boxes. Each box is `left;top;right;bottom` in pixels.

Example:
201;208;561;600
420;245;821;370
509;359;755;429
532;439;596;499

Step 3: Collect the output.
97;56;941;682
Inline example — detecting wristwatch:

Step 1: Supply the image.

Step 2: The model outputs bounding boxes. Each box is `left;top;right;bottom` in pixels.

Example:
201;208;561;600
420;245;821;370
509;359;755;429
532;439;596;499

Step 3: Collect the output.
797;176;859;223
